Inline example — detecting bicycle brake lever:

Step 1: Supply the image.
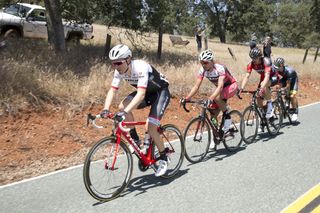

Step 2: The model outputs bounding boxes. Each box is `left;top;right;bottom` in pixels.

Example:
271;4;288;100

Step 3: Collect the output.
87;113;96;126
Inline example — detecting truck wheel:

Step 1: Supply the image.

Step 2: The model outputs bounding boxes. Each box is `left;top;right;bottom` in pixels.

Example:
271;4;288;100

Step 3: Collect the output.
67;35;80;45
4;29;20;39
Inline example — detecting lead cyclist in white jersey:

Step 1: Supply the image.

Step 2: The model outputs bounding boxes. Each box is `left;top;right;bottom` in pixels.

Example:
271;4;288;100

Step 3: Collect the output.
101;44;171;177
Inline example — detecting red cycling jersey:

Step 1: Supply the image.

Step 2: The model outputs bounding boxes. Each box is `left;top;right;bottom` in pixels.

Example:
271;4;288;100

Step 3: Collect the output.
247;57;275;82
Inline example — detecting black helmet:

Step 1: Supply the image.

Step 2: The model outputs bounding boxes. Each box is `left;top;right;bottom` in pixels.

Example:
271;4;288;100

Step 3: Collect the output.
274;57;285;68
249;47;262;59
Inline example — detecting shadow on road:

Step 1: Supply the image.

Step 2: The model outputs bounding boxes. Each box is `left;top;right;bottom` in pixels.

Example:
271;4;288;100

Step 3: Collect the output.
92;168;189;205
124;168;189;197
204;146;246;162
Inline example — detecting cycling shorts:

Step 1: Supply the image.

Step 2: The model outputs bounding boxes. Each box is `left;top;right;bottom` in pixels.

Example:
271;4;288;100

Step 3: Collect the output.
126;88;170;126
221;82;238;100
280;77;298;92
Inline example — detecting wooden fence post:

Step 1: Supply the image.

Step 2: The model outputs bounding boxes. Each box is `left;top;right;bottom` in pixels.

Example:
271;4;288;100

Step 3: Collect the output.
228;47;236;61
104;34;112;59
302;48;309;64
314;47;319;62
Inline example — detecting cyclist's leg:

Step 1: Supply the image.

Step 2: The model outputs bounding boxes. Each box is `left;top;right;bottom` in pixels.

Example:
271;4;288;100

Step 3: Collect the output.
218;82;238;131
146;88;171;176
290;77;299;121
119;91;147;147
263;81;274;118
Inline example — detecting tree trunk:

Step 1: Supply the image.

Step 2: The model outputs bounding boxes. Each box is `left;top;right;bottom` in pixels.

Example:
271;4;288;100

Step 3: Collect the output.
44;0;66;52
157;25;163;60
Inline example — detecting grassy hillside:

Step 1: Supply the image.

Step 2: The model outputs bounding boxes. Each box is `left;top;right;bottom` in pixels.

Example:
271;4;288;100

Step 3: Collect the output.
1;24;319;114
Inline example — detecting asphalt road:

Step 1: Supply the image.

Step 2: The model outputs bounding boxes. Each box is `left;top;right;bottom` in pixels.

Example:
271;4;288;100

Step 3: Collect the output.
1;102;319;213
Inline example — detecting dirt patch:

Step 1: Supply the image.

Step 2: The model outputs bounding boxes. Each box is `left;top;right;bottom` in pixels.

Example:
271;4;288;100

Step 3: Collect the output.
1;76;320;185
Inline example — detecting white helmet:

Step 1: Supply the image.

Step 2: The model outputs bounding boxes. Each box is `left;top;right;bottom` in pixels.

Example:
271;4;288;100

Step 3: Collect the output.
199;49;214;61
109;44;132;60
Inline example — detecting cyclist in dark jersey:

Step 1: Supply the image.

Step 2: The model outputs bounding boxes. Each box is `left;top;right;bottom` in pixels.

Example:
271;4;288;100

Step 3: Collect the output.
273;57;299;121
181;49;238;132
239;47;277;119
101;44;170;177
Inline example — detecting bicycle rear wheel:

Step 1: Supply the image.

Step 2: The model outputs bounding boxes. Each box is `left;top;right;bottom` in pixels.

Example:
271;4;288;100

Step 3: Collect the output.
267;101;283;135
223;110;243;151
83;136;133;201
240;106;259;144
153;124;185;178
183;117;211;163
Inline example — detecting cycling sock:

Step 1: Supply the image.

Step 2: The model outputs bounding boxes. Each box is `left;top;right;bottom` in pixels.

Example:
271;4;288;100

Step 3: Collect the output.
223;110;231;119
159;150;168;161
267;100;273;111
129;128;140;143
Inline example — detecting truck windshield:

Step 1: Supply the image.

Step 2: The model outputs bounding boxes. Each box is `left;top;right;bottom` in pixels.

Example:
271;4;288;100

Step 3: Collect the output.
3;4;31;17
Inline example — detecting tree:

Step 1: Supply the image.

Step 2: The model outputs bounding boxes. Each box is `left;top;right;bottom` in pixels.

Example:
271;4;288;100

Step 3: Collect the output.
44;0;66;52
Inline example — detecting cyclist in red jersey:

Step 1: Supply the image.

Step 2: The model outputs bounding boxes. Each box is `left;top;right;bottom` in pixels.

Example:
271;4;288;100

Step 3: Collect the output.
181;49;238;132
239;47;278;119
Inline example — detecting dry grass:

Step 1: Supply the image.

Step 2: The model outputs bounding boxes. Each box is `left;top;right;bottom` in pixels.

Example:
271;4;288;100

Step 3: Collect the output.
1;24;319;114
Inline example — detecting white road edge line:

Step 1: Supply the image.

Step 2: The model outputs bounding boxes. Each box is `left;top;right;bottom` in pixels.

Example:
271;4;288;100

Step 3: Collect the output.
1;101;320;189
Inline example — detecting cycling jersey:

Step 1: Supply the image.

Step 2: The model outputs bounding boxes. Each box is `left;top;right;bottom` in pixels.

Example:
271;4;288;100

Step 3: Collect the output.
111;60;169;94
198;63;237;87
276;66;299;91
277;66;298;79
247;57;276;82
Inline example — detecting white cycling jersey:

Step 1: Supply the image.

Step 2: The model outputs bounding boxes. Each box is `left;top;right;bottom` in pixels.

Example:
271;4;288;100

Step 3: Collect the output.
111;60;169;94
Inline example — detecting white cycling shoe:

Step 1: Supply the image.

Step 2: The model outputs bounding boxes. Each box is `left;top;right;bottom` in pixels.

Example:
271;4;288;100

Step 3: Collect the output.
223;118;232;132
155;160;168;177
291;113;298;122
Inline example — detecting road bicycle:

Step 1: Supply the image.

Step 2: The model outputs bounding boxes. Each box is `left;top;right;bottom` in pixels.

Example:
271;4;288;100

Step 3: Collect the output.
83;113;185;202
181;99;242;163
273;88;297;124
239;89;283;144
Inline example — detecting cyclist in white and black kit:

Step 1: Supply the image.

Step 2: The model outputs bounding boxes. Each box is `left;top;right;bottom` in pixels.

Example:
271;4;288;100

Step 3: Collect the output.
101;44;171;176
273;57;299;122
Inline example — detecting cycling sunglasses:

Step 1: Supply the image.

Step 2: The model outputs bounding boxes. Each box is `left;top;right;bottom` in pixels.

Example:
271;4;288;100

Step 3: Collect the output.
112;61;125;66
200;61;210;65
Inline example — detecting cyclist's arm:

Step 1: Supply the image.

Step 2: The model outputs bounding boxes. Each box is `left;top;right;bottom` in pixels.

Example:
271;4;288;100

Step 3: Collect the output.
240;72;251;90
209;75;225;100
186;78;203;100
260;71;270;89
123;87;146;113
104;87;117;110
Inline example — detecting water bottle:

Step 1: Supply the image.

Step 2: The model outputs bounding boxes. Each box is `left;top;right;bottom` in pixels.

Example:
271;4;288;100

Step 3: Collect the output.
211;117;218;127
144;132;151;150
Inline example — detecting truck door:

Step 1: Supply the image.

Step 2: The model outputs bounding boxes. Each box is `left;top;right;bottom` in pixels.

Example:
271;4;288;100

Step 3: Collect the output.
23;9;47;39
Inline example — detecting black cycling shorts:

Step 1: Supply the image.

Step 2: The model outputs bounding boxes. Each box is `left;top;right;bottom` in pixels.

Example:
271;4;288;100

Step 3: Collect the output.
126;88;170;126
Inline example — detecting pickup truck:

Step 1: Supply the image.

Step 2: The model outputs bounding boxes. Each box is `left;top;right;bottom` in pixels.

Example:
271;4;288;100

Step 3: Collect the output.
0;3;93;43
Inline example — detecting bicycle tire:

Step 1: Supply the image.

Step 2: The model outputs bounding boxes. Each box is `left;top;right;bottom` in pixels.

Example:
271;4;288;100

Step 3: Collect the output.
240;106;259;144
183;117;211;163
83;136;133;202
223;110;243;151
267;101;283;135
153;124;185;178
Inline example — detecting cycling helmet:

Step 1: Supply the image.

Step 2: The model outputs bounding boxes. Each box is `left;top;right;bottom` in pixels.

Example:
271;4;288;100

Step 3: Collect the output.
249;47;262;59
109;44;132;60
274;57;285;68
199;49;214;61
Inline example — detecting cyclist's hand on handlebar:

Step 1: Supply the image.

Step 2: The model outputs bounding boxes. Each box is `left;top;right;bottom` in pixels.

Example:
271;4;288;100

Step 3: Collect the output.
258;88;265;97
237;88;243;96
115;111;127;122
180;97;187;105
204;99;213;108
100;109;111;118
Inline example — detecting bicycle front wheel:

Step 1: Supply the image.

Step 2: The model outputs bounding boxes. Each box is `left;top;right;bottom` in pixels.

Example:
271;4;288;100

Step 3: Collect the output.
240;106;259;144
83;136;133;202
154;124;185;178
223;110;243;151
267;101;283;135
183;117;211;163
